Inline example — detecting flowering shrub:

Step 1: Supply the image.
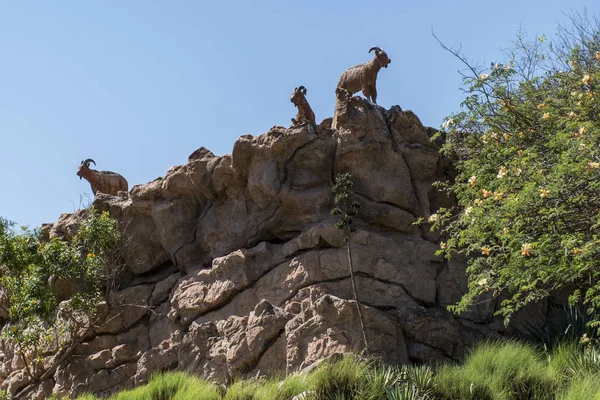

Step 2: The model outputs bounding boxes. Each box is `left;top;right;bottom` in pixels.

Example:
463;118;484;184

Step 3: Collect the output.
0;207;121;376
430;16;600;324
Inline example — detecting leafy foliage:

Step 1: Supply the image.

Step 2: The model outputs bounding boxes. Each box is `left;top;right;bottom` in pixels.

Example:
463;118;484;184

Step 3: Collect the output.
0;207;121;376
524;303;600;349
430;14;600;324
330;173;368;351
331;173;361;231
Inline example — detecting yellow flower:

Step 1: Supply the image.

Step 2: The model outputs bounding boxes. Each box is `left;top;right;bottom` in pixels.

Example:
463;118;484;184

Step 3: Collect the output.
582;74;591;84
493;191;504;201
579;126;586;136
587;161;600;169
581;333;591;345
503;227;510;235
87;253;96;259
11;326;17;333
537;103;546;110
477;277;490;292
474;198;484;206
464;207;473;216
539;188;550;198
479;73;489;81
519;131;525;138
586;92;594;99
481;246;491;256
428;214;439;223
537;169;544;175
573;248;583;255
503;132;510;140
440;241;447;249
497;167;508;179
542;112;551;121
521;243;532;257
468;175;478;186
482;189;493;198
441;118;454;130
567;111;576;119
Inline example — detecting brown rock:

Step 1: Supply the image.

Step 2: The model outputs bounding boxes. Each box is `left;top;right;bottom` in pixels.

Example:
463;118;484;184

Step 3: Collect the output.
1;370;29;396
285;294;408;372
95;285;153;334
134;338;180;385
7;99;552;398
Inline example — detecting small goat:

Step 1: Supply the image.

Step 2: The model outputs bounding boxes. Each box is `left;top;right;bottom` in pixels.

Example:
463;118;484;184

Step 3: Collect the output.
77;159;128;197
336;46;391;104
290;86;316;125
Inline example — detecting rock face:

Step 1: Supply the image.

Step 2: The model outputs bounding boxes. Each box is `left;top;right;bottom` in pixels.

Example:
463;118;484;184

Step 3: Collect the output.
3;96;548;398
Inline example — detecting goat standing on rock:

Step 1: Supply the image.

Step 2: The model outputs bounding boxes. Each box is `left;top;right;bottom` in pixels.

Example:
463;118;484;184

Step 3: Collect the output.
290;86;316;126
336;46;391;104
77;159;128;197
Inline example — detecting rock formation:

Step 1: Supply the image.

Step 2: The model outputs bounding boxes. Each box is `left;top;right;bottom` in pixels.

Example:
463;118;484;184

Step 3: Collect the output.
0;96;549;399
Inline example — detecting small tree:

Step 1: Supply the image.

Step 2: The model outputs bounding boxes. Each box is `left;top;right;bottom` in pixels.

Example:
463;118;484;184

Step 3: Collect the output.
0;207;121;382
331;173;368;351
430;12;600;325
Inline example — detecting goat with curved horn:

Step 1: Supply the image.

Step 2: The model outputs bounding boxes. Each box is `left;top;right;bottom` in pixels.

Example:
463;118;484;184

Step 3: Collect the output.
336;46;391;104
77;159;128;197
290;85;316;126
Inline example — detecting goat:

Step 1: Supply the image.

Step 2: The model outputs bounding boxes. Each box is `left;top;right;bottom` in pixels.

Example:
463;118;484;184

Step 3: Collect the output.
336;46;391;104
290;86;316;126
77;159;128;197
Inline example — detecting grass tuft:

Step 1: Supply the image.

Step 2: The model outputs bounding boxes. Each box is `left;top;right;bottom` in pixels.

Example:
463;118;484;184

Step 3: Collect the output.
434;339;557;400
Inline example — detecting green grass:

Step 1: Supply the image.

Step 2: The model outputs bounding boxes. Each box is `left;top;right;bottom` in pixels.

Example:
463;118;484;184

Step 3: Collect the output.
557;376;600;400
222;373;308;400
76;371;222;400
72;340;600;400
434;340;558;400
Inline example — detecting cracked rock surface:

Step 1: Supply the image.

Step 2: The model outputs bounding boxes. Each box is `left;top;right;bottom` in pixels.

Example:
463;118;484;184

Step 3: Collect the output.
4;96;550;398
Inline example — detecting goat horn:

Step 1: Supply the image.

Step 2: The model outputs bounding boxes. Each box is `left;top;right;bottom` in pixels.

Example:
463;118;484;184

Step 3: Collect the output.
83;158;96;167
298;86;307;94
369;46;382;53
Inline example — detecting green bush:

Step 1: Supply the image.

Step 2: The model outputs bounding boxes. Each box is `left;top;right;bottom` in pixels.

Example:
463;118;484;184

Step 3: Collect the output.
428;13;600;325
305;355;432;400
0;207;121;376
558;376;600;400
550;343;600;381
525;303;599;349
434;340;557;400
76;371;222;400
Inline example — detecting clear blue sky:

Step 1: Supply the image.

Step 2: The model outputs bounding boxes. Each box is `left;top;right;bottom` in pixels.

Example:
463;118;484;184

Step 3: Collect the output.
1;1;598;228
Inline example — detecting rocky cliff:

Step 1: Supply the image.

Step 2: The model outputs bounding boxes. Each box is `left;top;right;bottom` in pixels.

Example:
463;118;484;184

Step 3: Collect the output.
1;94;548;398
